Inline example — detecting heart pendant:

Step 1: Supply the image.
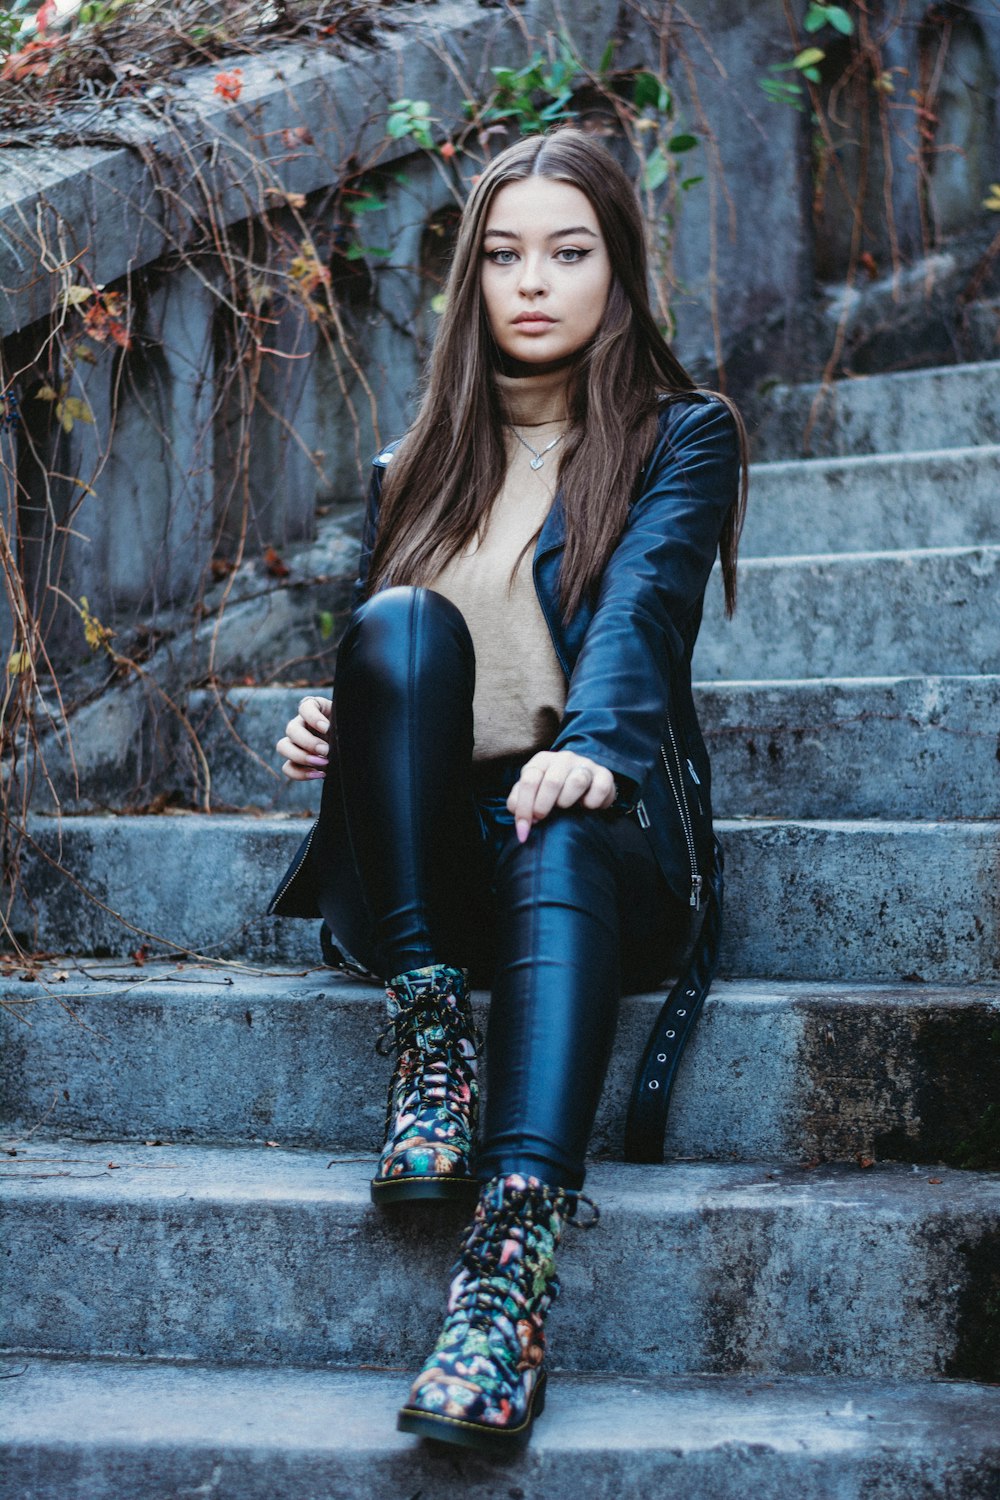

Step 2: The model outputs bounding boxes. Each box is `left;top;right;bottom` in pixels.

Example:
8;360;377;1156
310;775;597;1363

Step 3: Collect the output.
530;456;544;470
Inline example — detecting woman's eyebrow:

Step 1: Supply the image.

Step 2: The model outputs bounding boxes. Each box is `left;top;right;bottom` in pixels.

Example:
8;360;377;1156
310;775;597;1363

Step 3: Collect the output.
483;226;599;240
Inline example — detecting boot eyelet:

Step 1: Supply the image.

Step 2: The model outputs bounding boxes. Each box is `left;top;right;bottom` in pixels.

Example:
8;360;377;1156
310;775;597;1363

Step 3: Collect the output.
648;1079;659;1089
665;1029;675;1039
677;1009;687;1017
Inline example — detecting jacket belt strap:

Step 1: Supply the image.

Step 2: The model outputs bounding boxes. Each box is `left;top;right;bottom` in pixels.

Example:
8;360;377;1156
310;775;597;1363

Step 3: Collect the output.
623;836;724;1164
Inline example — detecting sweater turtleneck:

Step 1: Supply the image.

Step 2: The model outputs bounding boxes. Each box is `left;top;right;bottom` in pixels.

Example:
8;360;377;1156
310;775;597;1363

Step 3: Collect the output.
425;364;573;761
493;363;573;428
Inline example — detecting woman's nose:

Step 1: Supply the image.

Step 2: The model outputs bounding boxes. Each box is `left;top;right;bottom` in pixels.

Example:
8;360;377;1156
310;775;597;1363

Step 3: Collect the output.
517;254;548;295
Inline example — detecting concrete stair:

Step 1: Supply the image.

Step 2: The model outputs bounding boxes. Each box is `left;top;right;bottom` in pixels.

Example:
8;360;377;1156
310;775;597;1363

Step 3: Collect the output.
3;357;999;1494
4;1361;998;1500
3;965;998;1166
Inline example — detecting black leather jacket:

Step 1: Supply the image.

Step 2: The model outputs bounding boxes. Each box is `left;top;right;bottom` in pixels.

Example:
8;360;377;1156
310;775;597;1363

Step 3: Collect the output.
270;390;740;919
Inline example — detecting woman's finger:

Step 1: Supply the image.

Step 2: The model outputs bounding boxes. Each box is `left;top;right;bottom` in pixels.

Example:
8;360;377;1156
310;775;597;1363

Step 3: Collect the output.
553;760;596;809
507;752;616;840
506;753;550;839
298;695;332;734
582;765;617;809
282;710;330;760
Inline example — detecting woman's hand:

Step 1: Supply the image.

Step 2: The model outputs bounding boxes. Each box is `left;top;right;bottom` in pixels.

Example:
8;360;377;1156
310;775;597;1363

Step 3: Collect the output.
506;749;617;844
276;695;332;781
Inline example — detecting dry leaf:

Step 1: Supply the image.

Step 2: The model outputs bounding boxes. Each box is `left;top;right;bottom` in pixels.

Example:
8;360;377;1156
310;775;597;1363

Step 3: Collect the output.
263;546;290;579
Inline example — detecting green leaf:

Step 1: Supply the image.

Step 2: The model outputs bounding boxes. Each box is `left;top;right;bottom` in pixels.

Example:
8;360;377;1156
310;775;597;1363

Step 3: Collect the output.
318;610;334;641
598;39;616;74
345;244;392;261
430;292;448;314
642;149;670;192
386;114;413;139
668;133;698;153
802;66;822;83
681;175;704;190
803;7;826;33
759;76;805;109
633;71;661;112
410;100;431;118
351;196;386;215
793;47;825;69
825;6;855;35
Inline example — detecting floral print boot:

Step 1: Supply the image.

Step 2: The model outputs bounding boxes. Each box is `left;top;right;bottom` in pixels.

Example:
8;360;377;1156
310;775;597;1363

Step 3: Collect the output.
396;1172;599;1451
370;964;481;1205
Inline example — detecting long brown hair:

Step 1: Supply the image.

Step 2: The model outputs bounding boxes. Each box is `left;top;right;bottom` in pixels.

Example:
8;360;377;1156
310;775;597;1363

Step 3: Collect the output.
366;127;748;619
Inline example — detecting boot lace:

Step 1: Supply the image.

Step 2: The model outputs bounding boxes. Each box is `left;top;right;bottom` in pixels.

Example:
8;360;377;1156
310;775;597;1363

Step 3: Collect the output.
375;995;480;1137
455;1181;599;1343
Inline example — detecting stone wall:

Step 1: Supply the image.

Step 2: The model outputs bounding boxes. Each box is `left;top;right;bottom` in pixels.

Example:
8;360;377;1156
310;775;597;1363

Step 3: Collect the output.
0;0;997;664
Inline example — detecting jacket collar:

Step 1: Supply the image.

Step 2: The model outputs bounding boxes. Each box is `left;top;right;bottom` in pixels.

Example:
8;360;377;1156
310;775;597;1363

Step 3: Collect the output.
536;490;566;557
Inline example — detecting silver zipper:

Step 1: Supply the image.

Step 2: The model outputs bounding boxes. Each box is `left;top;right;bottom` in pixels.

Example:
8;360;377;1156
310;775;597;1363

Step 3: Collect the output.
271;816;319;908
660;722;702;911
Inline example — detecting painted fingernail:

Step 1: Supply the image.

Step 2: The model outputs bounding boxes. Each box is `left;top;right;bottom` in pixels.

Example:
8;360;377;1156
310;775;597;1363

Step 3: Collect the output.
306;770;325;779
516;818;530;843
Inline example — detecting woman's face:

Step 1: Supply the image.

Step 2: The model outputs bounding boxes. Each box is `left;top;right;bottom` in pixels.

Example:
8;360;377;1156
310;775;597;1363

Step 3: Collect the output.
479;177;612;371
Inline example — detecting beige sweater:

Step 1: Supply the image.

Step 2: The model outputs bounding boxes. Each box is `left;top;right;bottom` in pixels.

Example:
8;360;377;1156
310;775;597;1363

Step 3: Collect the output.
427;366;571;760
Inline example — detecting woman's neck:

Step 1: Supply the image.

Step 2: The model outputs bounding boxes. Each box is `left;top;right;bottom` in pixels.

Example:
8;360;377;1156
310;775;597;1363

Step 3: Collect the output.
494;362;573;428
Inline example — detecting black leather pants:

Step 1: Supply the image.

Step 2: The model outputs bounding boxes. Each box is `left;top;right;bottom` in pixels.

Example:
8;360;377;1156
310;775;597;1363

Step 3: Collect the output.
332;586;689;1189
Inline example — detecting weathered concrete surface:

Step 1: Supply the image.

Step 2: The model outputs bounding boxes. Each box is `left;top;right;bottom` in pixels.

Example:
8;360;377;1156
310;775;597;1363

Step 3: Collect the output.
85;669;1000;820
753;359;1000;462
741;445;1000;558
11;814;1000;982
2;1359;999;1500
2;1147;998;1379
701;675;1000;820
3;967;998;1170
0;1;513;337
696;545;1000;681
716;819;1000;984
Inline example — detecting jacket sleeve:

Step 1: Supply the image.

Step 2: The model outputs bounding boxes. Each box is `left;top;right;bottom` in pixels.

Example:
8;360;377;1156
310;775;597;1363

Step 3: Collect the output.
550;396;740;791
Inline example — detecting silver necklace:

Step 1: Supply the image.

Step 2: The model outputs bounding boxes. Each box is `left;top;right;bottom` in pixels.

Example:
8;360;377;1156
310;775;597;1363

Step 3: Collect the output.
510;427;564;470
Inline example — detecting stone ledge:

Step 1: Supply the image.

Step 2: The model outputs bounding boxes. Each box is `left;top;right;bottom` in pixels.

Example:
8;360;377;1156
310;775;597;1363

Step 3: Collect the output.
3;1357;1000;1500
0;0;615;339
3;967;998;1166
3;1147;999;1378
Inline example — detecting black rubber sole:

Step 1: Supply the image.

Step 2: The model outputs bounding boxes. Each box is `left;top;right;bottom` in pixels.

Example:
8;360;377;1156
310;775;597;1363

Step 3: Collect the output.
397;1372;546;1453
370;1172;480;1207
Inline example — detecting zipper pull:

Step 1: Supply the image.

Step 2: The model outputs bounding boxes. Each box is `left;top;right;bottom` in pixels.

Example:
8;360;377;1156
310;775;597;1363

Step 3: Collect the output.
686;758;701;786
636;800;651;829
690;873;703;911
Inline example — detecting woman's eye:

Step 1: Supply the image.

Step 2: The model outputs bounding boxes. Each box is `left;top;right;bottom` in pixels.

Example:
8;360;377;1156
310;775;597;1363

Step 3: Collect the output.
485;248;518;265
555;247;590;263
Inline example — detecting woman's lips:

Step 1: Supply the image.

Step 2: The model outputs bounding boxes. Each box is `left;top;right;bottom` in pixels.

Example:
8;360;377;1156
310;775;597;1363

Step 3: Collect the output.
512;315;556;329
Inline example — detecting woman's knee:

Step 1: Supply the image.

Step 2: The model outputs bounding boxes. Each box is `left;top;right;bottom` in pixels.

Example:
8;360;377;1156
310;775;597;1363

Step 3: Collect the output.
496;807;619;909
338;586;475;699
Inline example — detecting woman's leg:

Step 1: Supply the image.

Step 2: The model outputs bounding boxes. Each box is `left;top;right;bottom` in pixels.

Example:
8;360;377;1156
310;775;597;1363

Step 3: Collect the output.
332;586;489;1203
333;585;487;975
479;805;688;1189
398;807;689;1450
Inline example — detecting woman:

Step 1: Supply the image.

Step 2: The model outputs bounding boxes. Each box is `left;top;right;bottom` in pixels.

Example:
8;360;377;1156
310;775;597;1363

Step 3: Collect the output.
271;126;748;1453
